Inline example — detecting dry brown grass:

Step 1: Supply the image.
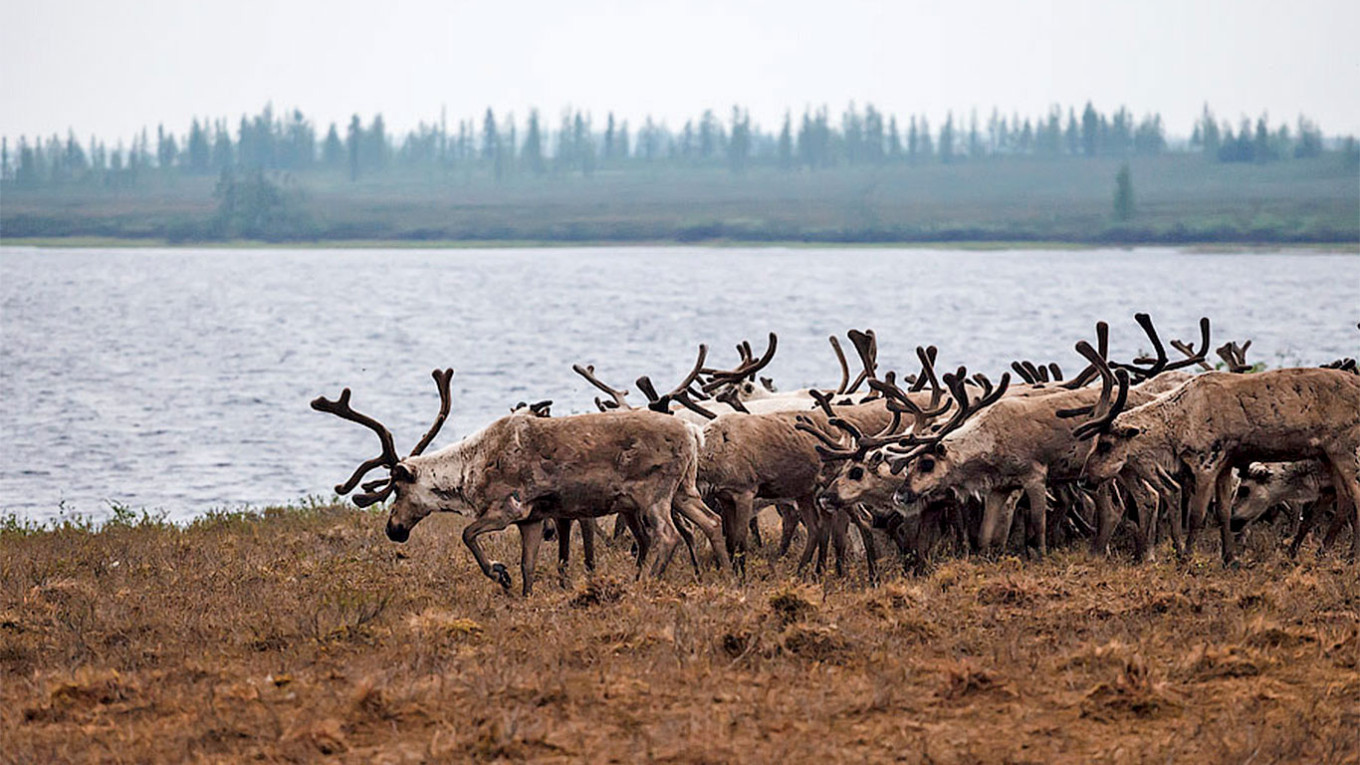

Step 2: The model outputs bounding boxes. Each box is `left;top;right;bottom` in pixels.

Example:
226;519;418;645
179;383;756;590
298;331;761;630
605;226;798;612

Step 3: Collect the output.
3;505;1358;763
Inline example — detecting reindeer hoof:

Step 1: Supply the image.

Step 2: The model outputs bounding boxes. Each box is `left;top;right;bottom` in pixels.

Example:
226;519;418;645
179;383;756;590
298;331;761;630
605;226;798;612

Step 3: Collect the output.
490;562;512;590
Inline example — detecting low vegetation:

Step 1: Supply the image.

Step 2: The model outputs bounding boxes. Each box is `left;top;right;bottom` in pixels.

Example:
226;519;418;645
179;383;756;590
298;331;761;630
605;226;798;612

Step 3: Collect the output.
3;504;1357;762
3;153;1357;245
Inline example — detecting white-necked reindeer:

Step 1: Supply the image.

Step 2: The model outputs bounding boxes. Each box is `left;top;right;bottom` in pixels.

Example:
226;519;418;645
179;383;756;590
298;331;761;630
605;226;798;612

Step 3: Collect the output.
312;369;730;595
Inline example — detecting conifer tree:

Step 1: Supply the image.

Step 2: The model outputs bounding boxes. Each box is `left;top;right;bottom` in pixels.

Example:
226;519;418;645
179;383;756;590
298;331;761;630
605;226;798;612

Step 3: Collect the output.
1113;162;1134;221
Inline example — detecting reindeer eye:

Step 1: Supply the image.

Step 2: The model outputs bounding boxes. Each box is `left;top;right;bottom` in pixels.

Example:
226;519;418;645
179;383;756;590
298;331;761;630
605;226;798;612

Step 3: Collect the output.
918;458;935;473
1095;441;1112;454
848;466;865;481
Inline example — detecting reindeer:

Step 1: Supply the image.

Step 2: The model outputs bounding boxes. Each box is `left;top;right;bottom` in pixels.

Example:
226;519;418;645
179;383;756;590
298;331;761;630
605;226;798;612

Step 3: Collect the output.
1080;366;1360;564
1229;461;1350;557
696;392;898;578
311;369;730;595
889;316;1210;558
508;400;602;587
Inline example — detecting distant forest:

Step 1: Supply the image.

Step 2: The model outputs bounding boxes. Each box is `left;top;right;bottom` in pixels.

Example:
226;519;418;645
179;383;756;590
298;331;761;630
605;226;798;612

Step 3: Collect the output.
2;102;1357;246
0;102;1348;186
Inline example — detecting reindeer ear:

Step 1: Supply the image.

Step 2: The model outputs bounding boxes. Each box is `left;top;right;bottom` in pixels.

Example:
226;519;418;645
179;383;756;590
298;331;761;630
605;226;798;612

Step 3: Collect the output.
392;463;416;483
933;443;948;457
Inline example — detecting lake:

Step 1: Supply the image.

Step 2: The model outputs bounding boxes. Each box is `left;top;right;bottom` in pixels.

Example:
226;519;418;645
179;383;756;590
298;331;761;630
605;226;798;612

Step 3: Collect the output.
1;245;1356;523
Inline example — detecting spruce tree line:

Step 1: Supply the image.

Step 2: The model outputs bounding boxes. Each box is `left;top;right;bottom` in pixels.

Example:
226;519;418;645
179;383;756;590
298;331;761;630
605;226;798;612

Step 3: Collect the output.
2;100;1351;189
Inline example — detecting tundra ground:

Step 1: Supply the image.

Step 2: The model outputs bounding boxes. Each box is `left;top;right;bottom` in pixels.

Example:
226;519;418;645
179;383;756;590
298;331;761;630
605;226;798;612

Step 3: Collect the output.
2;505;1357;763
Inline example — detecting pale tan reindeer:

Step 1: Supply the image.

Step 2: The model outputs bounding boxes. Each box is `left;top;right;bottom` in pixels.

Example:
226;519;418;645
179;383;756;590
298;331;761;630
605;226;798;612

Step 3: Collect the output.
1230;461;1350;557
311;369;730;595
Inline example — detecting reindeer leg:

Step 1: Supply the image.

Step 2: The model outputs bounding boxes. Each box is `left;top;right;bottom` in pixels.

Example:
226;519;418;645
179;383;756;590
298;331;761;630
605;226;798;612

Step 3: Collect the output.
1164;482;1186;559
829;507;850;578
1322;454;1360;562
723;490;757;577
748;510;765;549
850;506;881;585
461;496;530;592
518;519;545;597
1214;467;1237;566
1289;498;1322;559
673;490;731;572
622;511;649;580
1091;482;1120;556
977;489;1013;554
643;504;681;579
795;495;824;578
581;517;598;574
556;516;573;589
1123;478;1158;563
1024;480;1049;558
777;502;800;558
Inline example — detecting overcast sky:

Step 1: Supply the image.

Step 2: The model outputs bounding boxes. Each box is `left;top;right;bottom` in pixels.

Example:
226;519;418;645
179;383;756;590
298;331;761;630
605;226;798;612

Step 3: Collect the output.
3;0;1357;143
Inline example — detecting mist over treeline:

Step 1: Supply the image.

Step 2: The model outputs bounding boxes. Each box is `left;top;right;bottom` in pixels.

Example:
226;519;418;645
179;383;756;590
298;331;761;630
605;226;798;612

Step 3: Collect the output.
1;101;1349;188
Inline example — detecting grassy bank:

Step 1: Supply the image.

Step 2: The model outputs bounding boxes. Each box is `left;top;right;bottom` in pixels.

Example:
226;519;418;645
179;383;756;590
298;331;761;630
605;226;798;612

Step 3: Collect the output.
2;504;1357;762
4;154;1357;246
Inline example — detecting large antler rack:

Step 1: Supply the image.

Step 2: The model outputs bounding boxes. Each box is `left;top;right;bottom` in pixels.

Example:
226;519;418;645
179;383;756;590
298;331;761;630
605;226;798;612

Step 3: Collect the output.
882;367;1011;472
311;368;455;507
699;333;778;392
841;329;878;396
637;344;720;419
795;388;911;462
1060;321;1109;389
1112;313;1211;381
1057;341;1131;441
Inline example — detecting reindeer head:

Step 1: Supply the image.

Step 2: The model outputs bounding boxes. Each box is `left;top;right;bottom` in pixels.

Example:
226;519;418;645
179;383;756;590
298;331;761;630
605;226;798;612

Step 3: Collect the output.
310;368;461;543
889;368;1010;506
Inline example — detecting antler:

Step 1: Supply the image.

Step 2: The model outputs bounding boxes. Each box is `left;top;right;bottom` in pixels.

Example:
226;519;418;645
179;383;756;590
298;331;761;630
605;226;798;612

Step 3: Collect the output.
1115;314;1210;380
310;387;399;496
829;335;851;395
842;329;878;394
701;333;778;390
638;345;720;419
1215;340;1253;373
311;368;456;507
573;363;632;411
1061;321;1109;389
409;368;455;456
884;368;1010;471
1067;343;1130;440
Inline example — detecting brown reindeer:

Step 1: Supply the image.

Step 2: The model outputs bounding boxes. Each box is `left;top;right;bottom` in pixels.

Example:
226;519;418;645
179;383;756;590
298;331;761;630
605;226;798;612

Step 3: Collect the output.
1081;366;1360;564
311;369;730;595
890;315;1209;558
698;395;897;577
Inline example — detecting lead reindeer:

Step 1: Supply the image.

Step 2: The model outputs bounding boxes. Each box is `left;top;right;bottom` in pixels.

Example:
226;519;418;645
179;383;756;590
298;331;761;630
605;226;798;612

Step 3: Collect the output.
312;369;730;595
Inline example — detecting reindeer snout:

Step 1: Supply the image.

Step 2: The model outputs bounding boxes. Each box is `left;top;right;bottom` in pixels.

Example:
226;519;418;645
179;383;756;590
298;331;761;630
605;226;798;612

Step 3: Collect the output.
894;487;918;506
385;521;410;543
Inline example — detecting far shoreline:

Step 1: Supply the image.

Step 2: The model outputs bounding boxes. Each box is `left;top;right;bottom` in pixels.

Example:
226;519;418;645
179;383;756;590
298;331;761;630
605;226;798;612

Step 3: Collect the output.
3;236;1358;254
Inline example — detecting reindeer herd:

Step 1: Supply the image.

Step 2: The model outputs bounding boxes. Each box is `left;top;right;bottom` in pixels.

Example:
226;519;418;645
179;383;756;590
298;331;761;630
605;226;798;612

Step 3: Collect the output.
312;316;1360;595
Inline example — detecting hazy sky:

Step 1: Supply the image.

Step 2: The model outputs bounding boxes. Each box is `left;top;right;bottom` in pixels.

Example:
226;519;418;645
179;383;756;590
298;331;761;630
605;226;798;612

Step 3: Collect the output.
3;0;1358;142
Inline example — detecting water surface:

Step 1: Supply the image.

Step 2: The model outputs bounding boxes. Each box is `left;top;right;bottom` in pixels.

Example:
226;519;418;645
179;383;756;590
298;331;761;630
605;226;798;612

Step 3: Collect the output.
1;246;1356;523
